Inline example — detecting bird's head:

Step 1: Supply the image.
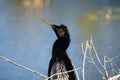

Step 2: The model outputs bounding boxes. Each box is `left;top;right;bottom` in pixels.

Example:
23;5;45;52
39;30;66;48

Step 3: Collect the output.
51;24;70;39
39;17;70;39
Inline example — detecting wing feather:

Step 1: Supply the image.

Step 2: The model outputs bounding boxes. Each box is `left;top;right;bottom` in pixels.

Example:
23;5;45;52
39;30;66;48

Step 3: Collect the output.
50;61;69;80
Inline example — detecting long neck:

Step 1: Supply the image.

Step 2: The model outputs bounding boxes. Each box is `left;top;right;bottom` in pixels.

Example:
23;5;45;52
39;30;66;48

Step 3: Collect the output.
52;37;70;57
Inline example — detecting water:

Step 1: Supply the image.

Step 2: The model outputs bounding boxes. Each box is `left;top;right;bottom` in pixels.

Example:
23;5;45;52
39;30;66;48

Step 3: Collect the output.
0;0;120;80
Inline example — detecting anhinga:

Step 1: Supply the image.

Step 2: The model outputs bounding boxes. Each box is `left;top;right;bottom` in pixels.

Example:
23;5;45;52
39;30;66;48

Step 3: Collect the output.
40;17;79;80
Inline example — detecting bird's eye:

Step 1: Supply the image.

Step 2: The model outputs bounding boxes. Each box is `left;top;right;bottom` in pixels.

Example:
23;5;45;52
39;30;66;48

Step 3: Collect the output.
58;28;66;37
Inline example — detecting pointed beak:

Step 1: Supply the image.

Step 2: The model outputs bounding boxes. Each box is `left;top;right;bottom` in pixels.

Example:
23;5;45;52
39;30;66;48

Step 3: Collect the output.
39;17;59;31
40;17;52;27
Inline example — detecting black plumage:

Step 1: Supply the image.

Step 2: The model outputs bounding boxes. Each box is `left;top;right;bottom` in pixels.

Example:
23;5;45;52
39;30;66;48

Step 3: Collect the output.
48;24;79;80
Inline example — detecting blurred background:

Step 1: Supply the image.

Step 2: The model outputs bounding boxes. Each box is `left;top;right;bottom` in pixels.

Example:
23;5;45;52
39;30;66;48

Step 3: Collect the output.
0;0;120;80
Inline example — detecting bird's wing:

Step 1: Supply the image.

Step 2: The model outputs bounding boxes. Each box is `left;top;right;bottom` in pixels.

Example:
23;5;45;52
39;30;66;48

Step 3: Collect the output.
49;61;69;80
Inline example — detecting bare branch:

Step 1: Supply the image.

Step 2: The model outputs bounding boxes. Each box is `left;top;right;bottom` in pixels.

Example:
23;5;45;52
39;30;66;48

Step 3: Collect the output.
106;56;120;75
108;74;120;80
104;56;109;78
84;37;104;75
0;56;48;79
82;41;89;80
90;37;104;68
105;55;120;63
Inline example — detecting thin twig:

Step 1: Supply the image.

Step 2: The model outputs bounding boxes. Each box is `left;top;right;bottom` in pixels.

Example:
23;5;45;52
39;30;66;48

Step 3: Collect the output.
106;56;120;74
105;55;120;63
110;61;115;76
90;37;104;68
0;56;48;79
108;74;120;80
104;56;109;78
88;40;104;75
82;41;89;80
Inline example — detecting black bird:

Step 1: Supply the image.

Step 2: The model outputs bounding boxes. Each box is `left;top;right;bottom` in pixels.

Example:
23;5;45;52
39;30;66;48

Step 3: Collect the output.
48;24;79;80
